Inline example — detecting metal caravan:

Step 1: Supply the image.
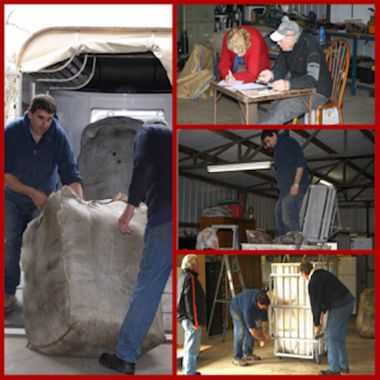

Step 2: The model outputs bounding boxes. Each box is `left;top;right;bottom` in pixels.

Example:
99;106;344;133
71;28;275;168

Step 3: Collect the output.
17;26;172;157
16;26;173;335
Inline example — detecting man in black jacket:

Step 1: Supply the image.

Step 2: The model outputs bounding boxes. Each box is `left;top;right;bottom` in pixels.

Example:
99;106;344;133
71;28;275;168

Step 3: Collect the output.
300;261;355;375
177;255;207;375
258;19;332;124
99;120;172;375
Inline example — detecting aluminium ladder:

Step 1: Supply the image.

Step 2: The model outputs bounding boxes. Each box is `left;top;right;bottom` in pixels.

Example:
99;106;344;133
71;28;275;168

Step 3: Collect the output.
206;254;246;341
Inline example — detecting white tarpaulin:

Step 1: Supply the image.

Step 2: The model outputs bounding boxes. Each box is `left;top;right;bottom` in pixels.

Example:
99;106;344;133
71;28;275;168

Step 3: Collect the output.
17;27;172;83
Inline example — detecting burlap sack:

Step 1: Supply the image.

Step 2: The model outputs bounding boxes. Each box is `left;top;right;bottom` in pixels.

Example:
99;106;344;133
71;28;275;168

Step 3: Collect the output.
356;288;374;338
177;44;214;99
21;186;165;356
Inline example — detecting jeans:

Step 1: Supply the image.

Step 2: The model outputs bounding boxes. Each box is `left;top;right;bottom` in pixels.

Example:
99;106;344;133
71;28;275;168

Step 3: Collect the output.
229;305;254;360
116;221;172;363
325;300;354;373
181;319;202;375
275;192;305;236
5;197;38;295
259;93;327;125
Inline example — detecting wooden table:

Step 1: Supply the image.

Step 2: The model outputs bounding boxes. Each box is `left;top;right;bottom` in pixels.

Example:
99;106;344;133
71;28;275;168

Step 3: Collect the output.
241;243;332;250
211;81;316;124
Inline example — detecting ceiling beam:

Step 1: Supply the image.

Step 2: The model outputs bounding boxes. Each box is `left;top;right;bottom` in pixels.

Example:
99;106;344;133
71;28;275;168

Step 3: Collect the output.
307;153;374;162
179;131;262;163
293;130;374;181
211;129;272;156
360;130;375;144
209;130;343;187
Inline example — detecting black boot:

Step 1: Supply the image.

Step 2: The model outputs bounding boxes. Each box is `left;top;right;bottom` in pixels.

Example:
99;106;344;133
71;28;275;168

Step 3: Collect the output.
320;369;340;375
99;353;135;375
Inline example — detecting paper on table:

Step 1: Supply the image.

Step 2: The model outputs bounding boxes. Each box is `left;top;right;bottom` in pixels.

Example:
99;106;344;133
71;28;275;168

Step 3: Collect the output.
236;82;268;91
218;80;268;92
218;79;244;88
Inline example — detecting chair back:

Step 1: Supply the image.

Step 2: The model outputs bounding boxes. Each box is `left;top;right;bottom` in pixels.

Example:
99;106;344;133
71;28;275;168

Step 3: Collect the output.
325;39;350;108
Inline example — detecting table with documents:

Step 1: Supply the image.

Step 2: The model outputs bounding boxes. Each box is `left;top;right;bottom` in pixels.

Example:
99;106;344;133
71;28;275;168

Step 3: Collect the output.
211;80;316;125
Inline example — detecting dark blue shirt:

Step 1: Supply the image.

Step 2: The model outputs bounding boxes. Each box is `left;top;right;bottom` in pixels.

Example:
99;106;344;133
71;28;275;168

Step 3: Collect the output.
5;113;83;206
128;124;172;227
274;131;309;197
230;289;268;329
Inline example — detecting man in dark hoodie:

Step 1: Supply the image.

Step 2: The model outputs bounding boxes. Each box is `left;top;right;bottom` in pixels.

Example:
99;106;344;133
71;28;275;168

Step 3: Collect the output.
177;254;207;375
258;19;332;124
99;120;172;375
261;130;309;236
300;261;355;375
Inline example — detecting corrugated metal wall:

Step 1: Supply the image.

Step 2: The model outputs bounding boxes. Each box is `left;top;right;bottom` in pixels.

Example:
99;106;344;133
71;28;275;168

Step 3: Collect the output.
340;207;375;235
245;192;277;232
178;176;374;237
178;176;277;235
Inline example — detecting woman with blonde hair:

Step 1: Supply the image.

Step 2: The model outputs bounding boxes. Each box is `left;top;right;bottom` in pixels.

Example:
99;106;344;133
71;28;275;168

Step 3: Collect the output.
219;25;270;84
177;254;206;375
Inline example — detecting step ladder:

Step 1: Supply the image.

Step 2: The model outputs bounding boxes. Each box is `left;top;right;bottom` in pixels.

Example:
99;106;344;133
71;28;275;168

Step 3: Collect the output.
206;255;246;341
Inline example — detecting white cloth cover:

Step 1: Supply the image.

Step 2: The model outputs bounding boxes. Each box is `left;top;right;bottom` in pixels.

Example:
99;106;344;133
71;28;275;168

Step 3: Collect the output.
17;27;172;83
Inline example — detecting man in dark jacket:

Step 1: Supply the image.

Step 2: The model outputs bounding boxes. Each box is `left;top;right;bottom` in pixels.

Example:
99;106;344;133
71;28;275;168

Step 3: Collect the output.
261;130;309;236
258;19;332;124
229;289;270;367
300;261;355;375
4;94;83;311
99;120;172;375
177;254;207;375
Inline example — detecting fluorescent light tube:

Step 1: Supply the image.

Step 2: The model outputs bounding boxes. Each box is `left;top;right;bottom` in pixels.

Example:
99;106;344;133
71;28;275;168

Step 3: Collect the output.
207;161;272;173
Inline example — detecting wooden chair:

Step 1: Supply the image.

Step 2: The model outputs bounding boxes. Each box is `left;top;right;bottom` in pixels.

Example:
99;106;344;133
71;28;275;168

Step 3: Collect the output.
293;39;351;125
315;39;351;124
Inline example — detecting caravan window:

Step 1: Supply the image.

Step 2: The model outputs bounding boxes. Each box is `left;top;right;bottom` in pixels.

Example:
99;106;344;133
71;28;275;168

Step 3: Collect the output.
90;109;165;123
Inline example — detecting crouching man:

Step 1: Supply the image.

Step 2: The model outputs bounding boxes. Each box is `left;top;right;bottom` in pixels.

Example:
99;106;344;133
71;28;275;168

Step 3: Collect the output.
300;261;355;375
229;289;271;366
177;254;207;375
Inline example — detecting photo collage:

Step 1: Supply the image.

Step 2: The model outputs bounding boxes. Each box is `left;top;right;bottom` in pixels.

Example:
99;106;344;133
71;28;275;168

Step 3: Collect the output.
3;2;376;378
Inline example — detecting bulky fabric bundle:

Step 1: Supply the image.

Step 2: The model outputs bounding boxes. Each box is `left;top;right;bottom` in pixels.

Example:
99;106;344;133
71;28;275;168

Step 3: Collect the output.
21;186;165;357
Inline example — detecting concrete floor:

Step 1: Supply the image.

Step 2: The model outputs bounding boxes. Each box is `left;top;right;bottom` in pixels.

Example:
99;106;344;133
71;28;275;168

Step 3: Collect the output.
5;336;172;375
177;317;374;375
177;87;374;125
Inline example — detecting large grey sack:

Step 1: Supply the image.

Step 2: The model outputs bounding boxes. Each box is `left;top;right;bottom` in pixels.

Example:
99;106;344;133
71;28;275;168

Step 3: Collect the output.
21;186;165;356
356;288;375;338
